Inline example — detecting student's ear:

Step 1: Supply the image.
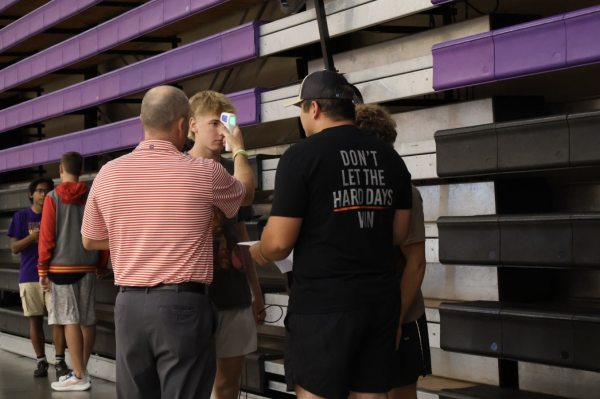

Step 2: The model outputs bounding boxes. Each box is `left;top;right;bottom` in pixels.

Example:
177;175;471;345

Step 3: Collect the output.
189;117;196;133
311;101;320;120
59;164;63;175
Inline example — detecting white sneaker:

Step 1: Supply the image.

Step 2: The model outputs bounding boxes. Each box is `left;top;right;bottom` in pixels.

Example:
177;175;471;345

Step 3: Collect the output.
51;371;91;391
59;370;91;383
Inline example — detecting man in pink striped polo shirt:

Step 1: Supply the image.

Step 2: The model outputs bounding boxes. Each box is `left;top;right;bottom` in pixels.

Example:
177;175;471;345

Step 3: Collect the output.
81;85;255;399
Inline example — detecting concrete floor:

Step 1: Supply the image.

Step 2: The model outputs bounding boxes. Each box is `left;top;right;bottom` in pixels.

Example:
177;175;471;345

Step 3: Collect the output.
0;350;117;398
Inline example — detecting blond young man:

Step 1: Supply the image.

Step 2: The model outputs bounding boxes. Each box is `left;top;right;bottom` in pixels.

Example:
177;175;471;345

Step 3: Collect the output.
356;104;431;399
187;91;264;399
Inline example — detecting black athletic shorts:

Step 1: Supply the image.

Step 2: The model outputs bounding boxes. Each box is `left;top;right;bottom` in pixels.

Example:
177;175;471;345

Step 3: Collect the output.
393;312;432;387
284;298;400;399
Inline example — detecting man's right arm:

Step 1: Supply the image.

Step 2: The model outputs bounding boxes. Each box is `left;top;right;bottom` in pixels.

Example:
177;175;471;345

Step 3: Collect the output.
393;210;411;246
222;125;255;206
393;157;413;245
38;195;57;278
233;153;255;206
82;171;110;249
7;213;35;254
10;234;37;254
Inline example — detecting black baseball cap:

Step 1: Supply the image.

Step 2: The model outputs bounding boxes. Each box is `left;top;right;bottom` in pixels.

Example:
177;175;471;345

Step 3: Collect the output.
284;70;359;107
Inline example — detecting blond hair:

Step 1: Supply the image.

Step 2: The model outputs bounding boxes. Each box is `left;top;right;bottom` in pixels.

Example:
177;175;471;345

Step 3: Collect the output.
188;91;238;141
355;104;397;146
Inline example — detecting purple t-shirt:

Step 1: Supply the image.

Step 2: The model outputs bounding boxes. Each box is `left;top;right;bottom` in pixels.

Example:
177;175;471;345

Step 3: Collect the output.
7;207;42;283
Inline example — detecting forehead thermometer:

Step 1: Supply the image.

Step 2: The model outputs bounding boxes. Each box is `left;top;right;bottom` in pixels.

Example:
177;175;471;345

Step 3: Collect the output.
220;113;237;152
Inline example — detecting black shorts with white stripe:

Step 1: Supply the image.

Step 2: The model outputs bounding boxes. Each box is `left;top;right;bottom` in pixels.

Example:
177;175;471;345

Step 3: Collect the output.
393;312;433;387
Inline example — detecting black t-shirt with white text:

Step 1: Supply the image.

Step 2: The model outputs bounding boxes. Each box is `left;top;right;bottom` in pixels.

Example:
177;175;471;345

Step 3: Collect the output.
271;125;412;314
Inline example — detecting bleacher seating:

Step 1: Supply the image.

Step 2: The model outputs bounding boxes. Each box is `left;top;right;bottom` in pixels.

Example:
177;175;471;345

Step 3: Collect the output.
0;0;265;94
432;5;600;90
0;21;263;135
1;1;600;397
435;109;600;177
440;300;600;372
437;213;600;268
0;0;103;55
0;88;266;173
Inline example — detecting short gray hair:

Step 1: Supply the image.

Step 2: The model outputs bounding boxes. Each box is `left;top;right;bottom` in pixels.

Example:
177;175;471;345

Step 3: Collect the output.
140;86;190;132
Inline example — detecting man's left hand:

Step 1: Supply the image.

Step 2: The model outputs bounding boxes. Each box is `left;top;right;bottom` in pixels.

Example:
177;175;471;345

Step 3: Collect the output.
39;276;50;292
252;295;266;326
96;269;109;279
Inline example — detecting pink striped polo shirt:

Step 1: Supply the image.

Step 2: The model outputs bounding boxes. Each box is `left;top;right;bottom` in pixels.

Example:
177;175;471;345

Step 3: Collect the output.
81;139;245;286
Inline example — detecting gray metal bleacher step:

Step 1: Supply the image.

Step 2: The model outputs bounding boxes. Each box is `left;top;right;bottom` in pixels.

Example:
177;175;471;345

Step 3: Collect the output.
0;268;19;292
0;306;115;358
0;251;19;268
243;347;284;394
0;266;118;307
96;277;119;305
440;300;600;373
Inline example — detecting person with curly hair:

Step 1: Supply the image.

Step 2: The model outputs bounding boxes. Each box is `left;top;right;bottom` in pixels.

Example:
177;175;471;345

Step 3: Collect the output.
356;104;432;399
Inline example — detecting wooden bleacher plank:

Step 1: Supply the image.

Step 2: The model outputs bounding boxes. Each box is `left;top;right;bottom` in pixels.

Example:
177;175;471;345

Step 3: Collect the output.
259;0;436;56
418;375;477;392
422;263;499;302
430;347;499;385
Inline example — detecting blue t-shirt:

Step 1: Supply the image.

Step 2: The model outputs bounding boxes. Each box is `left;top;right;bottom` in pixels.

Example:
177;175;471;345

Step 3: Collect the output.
7;207;42;283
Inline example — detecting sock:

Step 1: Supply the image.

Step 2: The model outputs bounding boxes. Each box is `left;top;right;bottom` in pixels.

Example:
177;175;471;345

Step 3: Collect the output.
36;355;47;364
56;354;65;364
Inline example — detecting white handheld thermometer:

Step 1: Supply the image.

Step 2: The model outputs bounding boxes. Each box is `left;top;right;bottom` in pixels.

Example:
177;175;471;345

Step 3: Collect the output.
220;112;237;152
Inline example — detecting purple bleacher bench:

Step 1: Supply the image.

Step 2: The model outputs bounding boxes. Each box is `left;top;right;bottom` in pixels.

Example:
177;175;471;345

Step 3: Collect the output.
0;0;102;55
430;0;456;4
0;88;266;173
0;0;22;14
0;20;263;136
432;5;600;91
0;0;232;95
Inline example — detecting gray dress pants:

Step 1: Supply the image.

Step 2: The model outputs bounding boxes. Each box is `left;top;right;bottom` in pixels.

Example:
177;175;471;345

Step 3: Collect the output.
115;289;217;399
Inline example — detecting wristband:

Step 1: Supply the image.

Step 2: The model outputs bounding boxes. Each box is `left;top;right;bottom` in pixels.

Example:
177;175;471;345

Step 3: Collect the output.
233;150;249;162
259;243;273;263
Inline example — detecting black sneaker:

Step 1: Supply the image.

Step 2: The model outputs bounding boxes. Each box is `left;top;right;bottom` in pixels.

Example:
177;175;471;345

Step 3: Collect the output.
34;360;49;378
55;360;70;380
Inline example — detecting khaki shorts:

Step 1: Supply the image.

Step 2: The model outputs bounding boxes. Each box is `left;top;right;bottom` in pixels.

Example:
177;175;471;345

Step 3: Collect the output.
215;306;257;358
19;282;48;317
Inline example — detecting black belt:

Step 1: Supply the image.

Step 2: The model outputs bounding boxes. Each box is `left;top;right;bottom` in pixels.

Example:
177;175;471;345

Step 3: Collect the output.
119;282;206;294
